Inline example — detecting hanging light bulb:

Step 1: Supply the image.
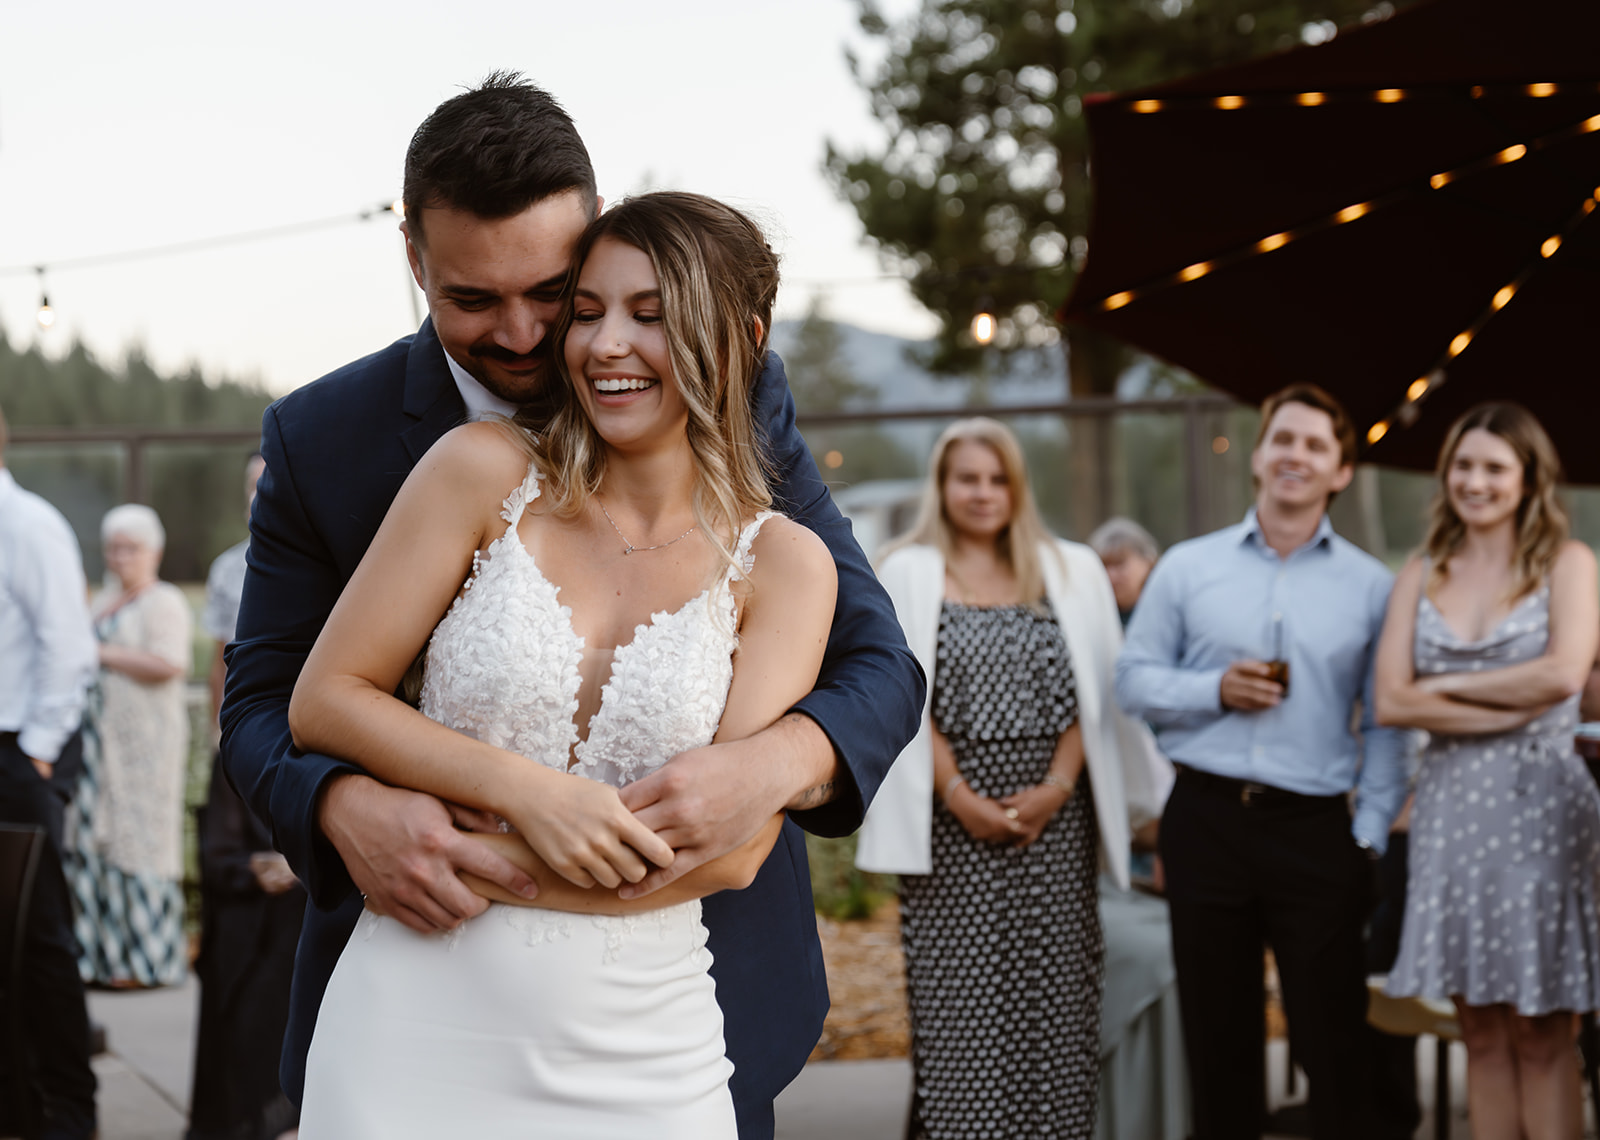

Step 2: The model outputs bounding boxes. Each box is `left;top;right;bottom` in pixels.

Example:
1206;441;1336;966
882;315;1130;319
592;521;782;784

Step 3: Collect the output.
971;299;997;346
35;267;54;330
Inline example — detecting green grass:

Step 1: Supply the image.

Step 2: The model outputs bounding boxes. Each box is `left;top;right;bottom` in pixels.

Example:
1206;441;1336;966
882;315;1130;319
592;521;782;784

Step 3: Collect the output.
805;832;896;920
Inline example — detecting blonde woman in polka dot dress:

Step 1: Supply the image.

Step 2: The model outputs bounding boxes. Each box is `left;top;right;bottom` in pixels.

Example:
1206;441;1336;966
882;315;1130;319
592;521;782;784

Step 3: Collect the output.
1376;403;1600;1140
857;419;1169;1140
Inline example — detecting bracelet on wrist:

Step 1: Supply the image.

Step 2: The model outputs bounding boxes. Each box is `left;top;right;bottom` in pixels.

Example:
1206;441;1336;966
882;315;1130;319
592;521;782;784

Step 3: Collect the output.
1041;773;1075;795
942;774;967;803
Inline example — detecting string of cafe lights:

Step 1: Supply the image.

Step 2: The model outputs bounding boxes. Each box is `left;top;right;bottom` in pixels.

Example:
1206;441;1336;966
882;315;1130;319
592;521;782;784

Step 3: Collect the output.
1086;79;1600;449
7;201;918;336
6;201;407;330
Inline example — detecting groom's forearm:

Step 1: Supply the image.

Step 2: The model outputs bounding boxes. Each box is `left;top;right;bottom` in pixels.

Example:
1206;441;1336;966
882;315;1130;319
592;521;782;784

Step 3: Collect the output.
772;712;842;812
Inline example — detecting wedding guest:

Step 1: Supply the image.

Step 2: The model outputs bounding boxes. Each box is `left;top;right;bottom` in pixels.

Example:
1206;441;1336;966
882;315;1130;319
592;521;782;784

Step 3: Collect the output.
1115;383;1406;1139
858;417;1169;1139
1378;402;1600;1140
189;452;302;1140
66;504;192;988
0;405;99;1139
1089;517;1159;627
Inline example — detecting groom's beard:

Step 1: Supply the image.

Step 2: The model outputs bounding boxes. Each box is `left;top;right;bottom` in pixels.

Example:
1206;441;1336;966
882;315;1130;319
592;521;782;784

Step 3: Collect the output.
468;340;553;406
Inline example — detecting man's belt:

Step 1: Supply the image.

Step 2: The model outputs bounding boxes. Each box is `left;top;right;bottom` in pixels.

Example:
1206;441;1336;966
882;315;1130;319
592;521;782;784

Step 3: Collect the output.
1176;763;1346;807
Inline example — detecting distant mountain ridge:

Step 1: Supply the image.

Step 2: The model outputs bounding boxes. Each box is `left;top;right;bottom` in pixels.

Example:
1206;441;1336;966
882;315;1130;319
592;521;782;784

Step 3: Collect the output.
769;319;1068;411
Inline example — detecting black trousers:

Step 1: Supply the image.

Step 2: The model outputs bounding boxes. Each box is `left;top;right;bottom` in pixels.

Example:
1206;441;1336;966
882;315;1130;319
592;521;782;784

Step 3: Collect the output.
0;732;97;1140
1160;767;1375;1140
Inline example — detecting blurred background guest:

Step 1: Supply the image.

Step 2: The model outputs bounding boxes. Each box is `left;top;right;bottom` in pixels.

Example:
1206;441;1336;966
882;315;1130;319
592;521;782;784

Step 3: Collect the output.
1089;517;1166;884
1088;518;1160;628
1377;402;1600;1140
66;503;193;988
188;452;302;1140
0;404;100;1140
858;418;1169;1140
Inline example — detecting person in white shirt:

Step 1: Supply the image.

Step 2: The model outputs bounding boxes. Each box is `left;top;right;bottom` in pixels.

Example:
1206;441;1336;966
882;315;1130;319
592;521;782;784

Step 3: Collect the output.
0;403;99;1140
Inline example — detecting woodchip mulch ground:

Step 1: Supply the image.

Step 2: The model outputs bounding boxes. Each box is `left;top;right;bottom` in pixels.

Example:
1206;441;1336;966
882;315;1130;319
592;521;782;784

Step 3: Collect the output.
810;899;910;1061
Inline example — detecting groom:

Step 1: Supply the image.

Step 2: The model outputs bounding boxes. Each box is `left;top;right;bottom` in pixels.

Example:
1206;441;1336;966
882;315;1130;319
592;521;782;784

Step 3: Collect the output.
220;73;924;1138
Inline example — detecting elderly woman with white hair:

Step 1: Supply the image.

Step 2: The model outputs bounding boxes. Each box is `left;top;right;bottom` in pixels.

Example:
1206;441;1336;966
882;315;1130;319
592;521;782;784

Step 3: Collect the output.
65;503;192;987
1087;518;1160;628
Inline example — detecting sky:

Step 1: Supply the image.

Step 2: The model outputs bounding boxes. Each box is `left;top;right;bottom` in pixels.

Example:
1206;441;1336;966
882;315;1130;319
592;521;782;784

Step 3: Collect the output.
0;0;935;396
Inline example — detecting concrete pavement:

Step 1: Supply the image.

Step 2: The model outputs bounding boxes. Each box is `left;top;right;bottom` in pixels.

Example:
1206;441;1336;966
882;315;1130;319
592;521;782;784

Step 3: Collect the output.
73;975;1490;1139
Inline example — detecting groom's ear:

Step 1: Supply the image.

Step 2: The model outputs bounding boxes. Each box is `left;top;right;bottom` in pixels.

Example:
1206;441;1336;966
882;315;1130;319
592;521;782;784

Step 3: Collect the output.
400;221;427;292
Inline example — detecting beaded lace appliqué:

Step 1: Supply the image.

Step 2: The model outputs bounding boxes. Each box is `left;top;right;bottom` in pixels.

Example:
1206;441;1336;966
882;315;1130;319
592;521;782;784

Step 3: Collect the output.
397;463;774;960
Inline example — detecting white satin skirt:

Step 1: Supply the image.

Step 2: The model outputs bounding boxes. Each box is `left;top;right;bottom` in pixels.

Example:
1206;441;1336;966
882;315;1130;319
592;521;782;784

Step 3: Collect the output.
298;900;736;1138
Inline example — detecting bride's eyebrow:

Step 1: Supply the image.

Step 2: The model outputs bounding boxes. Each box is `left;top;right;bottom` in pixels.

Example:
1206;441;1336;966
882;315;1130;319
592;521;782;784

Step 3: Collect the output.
572;287;661;304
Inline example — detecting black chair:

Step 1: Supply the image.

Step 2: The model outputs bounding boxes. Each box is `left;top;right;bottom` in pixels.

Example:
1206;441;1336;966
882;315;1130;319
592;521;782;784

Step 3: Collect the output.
0;823;47;1140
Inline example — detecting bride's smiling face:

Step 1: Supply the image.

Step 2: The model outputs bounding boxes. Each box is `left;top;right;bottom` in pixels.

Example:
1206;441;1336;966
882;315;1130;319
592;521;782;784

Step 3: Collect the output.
563;236;688;452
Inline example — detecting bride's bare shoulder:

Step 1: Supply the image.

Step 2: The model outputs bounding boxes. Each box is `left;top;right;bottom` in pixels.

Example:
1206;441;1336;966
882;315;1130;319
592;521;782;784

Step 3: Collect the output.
415;421;537;500
745;516;836;596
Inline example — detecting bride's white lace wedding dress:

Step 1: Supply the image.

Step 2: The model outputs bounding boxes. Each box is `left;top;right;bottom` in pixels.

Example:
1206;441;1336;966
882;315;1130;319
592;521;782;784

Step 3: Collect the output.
299;464;773;1137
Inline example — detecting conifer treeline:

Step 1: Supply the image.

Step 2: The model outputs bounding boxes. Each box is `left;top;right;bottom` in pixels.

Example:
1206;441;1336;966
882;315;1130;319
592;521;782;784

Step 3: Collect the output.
0;327;272;581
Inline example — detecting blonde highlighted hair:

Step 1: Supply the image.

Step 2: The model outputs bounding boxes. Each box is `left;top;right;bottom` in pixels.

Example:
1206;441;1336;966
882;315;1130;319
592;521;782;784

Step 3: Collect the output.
503;191;779;582
882;417;1060;602
1424;401;1568;601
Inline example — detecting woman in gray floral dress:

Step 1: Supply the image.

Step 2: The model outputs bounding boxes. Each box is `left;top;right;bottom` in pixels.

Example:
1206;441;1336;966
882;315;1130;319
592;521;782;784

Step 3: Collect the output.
1377;403;1600;1140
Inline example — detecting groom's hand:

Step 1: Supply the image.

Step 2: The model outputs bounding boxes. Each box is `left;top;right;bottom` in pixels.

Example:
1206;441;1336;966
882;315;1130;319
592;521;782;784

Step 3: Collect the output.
617;712;838;899
319;773;538;933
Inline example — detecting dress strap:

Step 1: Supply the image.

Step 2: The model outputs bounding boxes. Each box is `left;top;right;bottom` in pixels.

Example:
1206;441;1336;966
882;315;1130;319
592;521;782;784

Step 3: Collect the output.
731;510;780;579
498;462;543;531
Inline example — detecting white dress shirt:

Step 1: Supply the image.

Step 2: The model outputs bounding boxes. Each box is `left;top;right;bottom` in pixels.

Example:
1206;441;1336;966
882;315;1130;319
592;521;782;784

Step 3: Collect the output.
443;351;518;420
0;467;98;763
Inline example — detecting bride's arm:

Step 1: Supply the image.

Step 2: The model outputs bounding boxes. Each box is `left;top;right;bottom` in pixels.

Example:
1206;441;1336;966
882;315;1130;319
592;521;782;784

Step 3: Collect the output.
289;423;673;889
463;515;838;914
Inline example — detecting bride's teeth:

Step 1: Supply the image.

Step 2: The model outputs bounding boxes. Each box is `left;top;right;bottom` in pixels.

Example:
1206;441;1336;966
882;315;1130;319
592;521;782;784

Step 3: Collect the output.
593;378;655;393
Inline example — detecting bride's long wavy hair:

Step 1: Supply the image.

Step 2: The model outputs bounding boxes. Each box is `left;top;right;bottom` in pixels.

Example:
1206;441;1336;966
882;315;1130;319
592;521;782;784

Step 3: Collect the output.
505;192;778;582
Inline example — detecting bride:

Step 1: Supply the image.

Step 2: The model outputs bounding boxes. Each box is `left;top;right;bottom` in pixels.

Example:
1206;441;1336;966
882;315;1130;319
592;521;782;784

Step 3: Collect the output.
286;192;836;1136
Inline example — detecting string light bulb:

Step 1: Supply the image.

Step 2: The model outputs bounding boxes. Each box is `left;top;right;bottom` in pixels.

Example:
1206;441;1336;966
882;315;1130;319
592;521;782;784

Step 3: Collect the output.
34;267;53;330
1367;421;1389;444
1375;89;1405;103
1256;232;1290;253
1492;284;1516;309
1102;291;1135;312
970;310;996;345
1407;377;1430;401
1541;235;1562;257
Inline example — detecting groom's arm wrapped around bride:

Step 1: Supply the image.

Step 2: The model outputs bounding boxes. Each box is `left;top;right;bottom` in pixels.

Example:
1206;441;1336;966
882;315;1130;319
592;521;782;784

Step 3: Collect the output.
217;326;926;1110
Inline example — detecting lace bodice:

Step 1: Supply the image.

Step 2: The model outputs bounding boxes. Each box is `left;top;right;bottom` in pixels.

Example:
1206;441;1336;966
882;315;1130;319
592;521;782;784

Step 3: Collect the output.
420;463;775;791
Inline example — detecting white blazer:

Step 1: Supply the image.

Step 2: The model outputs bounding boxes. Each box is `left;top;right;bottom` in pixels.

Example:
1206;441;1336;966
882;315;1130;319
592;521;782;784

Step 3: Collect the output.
855;539;1173;889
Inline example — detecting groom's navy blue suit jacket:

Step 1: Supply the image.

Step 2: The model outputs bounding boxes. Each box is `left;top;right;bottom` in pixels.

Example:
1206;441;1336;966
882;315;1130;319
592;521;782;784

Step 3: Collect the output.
219;319;923;1134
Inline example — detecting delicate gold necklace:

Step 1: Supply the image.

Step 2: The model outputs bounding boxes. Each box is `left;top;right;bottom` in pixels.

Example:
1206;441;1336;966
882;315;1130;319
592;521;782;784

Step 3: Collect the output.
596;497;697;556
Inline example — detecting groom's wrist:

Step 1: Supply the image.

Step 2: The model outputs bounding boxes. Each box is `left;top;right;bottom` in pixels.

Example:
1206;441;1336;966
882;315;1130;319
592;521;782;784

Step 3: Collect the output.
777;712;842;812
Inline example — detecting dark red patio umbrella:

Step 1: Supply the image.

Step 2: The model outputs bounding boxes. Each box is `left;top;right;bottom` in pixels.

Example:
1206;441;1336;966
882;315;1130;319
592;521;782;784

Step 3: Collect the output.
1061;0;1600;480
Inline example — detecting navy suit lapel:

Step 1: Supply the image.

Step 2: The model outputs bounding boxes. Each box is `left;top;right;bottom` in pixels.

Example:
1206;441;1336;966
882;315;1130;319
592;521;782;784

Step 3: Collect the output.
400;318;468;465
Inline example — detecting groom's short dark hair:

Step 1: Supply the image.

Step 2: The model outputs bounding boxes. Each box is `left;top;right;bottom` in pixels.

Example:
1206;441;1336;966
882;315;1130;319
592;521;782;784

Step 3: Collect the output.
402;71;596;244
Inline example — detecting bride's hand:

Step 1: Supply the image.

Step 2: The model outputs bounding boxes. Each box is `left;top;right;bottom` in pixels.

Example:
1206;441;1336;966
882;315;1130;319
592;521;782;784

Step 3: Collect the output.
508;771;675;890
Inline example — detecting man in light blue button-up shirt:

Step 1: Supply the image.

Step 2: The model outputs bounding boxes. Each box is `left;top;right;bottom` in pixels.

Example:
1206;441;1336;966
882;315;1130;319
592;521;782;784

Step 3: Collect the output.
1116;385;1405;1139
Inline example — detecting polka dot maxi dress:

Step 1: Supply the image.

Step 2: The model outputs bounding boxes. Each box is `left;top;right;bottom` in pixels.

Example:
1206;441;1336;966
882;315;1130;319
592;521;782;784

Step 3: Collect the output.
899;601;1103;1140
1387;581;1600;1014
